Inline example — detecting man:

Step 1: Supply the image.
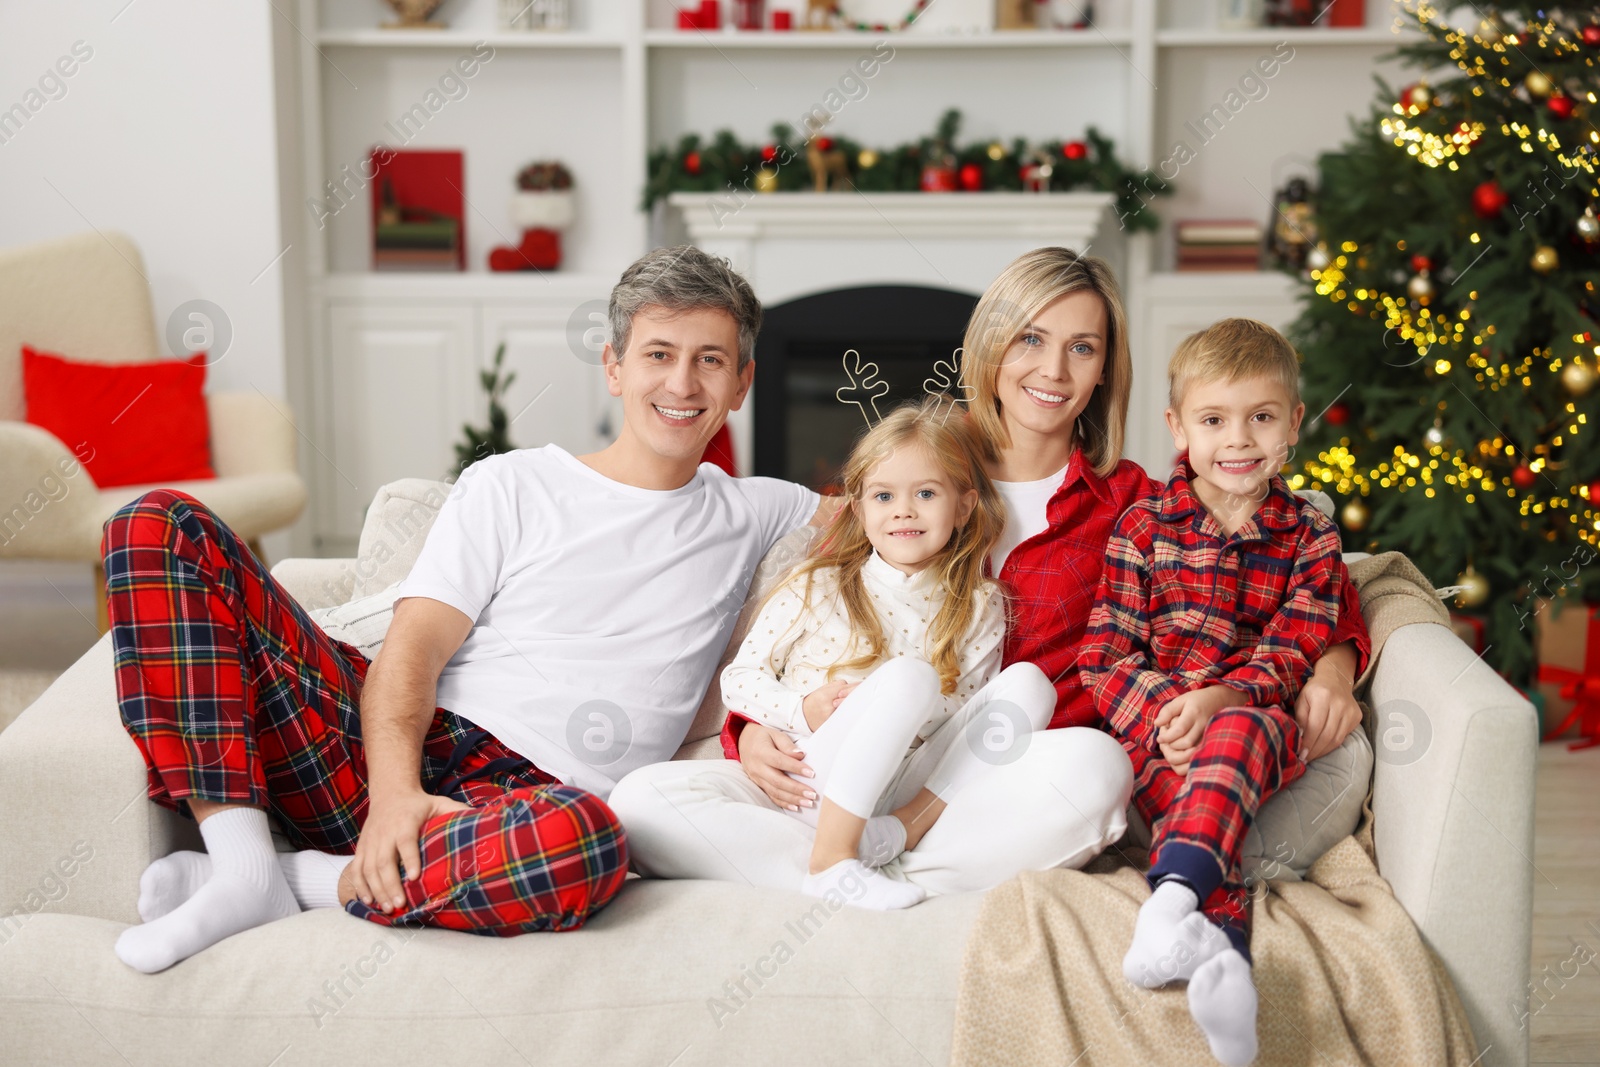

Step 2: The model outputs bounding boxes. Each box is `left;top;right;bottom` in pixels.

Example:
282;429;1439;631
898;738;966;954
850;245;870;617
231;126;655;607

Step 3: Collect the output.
103;246;835;972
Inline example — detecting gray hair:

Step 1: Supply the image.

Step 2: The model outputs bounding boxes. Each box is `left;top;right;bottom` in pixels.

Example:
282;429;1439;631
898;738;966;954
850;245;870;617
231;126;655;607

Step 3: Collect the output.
608;245;762;371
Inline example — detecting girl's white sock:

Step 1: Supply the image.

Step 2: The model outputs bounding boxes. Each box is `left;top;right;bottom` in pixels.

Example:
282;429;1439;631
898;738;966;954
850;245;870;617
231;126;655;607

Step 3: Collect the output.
114;807;299;973
1188;949;1259;1066
858;814;907;868
802;858;925;910
134;848;357;916
1123;880;1229;987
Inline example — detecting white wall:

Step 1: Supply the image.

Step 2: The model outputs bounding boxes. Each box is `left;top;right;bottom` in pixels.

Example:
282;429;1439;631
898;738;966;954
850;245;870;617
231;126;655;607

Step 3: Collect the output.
0;0;300;558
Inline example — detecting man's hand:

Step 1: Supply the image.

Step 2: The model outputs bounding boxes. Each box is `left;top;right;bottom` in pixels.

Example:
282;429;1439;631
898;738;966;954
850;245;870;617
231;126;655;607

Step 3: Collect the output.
346;789;471;913
1295;642;1362;763
736;721;816;811
802;680;857;732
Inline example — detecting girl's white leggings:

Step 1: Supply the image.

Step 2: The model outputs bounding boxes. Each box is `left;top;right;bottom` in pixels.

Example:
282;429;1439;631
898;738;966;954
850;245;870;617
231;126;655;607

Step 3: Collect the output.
608;660;1135;897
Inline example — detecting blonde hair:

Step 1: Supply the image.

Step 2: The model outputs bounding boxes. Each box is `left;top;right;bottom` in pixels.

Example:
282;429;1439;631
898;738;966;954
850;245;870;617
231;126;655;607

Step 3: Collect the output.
961;247;1133;478
1168;317;1301;411
762;396;1006;697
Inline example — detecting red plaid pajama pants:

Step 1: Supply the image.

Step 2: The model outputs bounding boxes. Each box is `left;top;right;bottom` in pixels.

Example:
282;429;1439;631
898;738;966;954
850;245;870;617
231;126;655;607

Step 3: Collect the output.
1123;704;1304;961
101;489;629;936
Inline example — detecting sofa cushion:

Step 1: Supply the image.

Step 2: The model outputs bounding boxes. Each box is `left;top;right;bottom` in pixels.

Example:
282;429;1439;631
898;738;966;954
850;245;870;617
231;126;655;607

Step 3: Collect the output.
350;477;451;600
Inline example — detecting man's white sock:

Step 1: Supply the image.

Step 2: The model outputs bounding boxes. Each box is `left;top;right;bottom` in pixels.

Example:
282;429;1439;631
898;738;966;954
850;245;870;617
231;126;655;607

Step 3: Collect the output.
279;850;355;910
132;848;356;915
1188;949;1258;1066
859;815;907;868
802;858;925;910
114;807;299;974
1123;880;1230;988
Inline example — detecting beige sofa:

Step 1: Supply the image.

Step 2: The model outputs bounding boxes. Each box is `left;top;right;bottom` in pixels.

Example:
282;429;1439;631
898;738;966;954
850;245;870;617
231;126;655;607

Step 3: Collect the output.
0;479;1537;1066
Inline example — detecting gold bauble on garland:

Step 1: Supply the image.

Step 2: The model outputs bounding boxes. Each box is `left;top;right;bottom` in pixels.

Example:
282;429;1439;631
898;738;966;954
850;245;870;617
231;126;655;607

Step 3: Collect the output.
1454;565;1490;608
753;168;778;193
1526;70;1553;97
1563;359;1598;395
1530;245;1560;274
857;148;879;169
1341;497;1369;530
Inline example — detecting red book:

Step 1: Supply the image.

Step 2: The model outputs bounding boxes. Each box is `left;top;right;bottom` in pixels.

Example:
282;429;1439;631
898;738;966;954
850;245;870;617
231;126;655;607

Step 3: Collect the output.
369;148;465;271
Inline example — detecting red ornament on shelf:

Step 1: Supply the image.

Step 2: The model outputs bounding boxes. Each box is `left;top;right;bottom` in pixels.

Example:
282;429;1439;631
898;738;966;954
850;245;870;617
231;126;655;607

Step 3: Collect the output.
1512;463;1537;489
1062;140;1088;161
1410;253;1432;272
958;162;984;191
815;136;834;152
1549;93;1576;119
684;150;702;175
1325;401;1351;426
1583;24;1600;47
1472;180;1508;218
1586;478;1600;500
921;163;958;192
760;144;778;164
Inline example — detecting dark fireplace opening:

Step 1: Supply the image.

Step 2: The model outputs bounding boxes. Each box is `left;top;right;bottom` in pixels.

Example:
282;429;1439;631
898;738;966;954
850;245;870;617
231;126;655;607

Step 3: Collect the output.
754;285;980;490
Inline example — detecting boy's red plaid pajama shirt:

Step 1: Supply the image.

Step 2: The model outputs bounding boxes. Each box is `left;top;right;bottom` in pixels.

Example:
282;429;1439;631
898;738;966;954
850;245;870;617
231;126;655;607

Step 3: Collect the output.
1079;464;1365;960
101;489;628;936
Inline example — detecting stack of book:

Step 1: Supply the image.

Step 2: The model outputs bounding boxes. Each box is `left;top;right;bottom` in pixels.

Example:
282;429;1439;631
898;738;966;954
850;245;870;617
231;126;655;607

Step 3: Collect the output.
373;215;460;271
1175;220;1263;272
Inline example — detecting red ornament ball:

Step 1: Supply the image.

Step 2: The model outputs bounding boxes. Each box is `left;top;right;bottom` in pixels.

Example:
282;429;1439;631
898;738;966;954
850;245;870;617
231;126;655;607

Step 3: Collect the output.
1511;463;1537;489
1062;140;1088;161
815;136;834;151
1587;478;1600;500
1410;253;1432;273
684;150;702;175
1472;180;1508;218
1549;93;1576;120
760;144;778;164
1583;24;1600;47
1325;401;1351;426
958;162;984;191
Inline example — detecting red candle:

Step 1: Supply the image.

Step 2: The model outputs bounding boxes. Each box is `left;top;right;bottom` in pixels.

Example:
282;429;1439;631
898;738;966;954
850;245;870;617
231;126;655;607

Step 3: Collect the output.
772;9;792;29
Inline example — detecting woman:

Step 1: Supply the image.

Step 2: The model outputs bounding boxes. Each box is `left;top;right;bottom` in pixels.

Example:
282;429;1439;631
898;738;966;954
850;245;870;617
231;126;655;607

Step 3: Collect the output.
612;248;1368;896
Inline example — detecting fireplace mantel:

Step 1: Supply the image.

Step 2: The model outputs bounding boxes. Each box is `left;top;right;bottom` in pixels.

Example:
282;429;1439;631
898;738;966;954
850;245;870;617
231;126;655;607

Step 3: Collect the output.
668;190;1117;472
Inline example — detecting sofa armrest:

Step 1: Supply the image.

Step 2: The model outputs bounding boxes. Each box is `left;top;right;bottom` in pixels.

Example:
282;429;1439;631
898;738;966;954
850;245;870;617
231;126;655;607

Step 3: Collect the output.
1367;622;1538;1067
207;391;298;479
270;557;360;612
0;635;193;927
0;421;104;561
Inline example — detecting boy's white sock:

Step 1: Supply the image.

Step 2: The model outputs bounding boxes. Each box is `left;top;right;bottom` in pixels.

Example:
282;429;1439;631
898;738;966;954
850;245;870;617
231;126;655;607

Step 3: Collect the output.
1188;949;1259;1066
859;815;907;868
114;807;299;973
802;858;925;910
134;848;357;915
1123;880;1230;987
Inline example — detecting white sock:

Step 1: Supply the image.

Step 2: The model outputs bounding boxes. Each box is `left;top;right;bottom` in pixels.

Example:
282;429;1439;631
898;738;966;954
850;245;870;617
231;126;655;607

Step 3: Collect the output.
1188;949;1259;1066
279;850;355;910
859;815;907;868
133;849;356;914
136;851;212;922
802;858;925;911
1123;880;1230;988
114;807;299;974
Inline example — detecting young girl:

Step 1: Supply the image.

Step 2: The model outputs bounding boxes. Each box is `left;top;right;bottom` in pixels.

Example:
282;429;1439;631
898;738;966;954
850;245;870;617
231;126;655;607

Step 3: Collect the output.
720;396;1058;909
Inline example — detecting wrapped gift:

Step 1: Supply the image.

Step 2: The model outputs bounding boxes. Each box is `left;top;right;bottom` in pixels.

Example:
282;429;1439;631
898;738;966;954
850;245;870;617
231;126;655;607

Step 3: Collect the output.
1534;594;1600;751
1448;612;1486;654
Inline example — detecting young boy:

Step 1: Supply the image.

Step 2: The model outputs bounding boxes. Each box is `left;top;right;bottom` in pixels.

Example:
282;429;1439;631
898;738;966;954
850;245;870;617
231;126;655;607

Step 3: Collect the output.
1079;318;1352;1067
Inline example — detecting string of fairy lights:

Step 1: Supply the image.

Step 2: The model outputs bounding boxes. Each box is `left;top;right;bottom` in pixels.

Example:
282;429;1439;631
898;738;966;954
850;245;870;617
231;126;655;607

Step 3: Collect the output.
1298;1;1600;553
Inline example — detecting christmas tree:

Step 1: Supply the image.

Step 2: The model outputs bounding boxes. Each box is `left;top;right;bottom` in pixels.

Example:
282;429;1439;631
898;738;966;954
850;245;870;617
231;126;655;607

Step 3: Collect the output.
1290;1;1600;683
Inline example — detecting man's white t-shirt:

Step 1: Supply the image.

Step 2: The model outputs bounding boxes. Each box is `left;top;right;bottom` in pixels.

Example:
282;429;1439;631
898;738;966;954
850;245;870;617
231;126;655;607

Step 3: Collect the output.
988;463;1067;574
396;444;819;798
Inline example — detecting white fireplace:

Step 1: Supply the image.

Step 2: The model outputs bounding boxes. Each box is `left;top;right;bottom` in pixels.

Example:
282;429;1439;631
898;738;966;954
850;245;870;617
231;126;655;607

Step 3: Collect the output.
667;191;1118;475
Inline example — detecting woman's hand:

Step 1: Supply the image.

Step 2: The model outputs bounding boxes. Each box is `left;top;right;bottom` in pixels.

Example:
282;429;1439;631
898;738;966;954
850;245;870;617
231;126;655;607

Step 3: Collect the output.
736;721;817;811
1295;642;1363;763
347;788;471;912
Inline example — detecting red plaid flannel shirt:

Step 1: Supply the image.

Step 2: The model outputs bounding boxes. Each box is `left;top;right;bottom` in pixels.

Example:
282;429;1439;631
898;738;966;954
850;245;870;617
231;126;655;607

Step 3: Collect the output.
721;450;1369;756
1079;461;1353;754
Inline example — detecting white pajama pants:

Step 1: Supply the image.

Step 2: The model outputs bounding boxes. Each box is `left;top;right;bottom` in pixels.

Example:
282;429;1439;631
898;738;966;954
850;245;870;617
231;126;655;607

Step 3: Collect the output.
608;659;1135;897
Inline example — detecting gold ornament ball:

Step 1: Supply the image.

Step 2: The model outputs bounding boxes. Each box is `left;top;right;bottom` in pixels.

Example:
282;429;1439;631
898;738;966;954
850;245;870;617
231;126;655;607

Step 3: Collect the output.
857;149;879;169
1454;566;1490;608
1530;245;1559;274
1525;70;1553;97
1408;83;1433;109
1563;359;1598;395
1407;271;1434;301
1341;497;1369;531
753;168;778;193
1579;211;1600;241
986;142;1006;161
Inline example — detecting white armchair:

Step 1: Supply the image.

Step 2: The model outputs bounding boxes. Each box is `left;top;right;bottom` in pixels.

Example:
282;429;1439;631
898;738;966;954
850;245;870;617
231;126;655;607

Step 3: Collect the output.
0;230;307;630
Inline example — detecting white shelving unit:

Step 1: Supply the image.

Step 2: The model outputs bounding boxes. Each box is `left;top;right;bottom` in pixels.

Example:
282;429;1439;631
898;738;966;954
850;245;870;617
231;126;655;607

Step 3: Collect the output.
286;0;1417;552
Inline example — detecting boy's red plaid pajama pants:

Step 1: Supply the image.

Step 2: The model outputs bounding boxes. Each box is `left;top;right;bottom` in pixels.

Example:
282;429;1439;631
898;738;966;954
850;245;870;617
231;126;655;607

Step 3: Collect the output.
101;489;629;936
1123;704;1305;963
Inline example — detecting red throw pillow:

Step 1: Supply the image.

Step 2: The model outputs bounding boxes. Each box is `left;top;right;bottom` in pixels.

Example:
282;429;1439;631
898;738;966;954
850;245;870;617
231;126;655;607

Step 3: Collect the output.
22;344;215;488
